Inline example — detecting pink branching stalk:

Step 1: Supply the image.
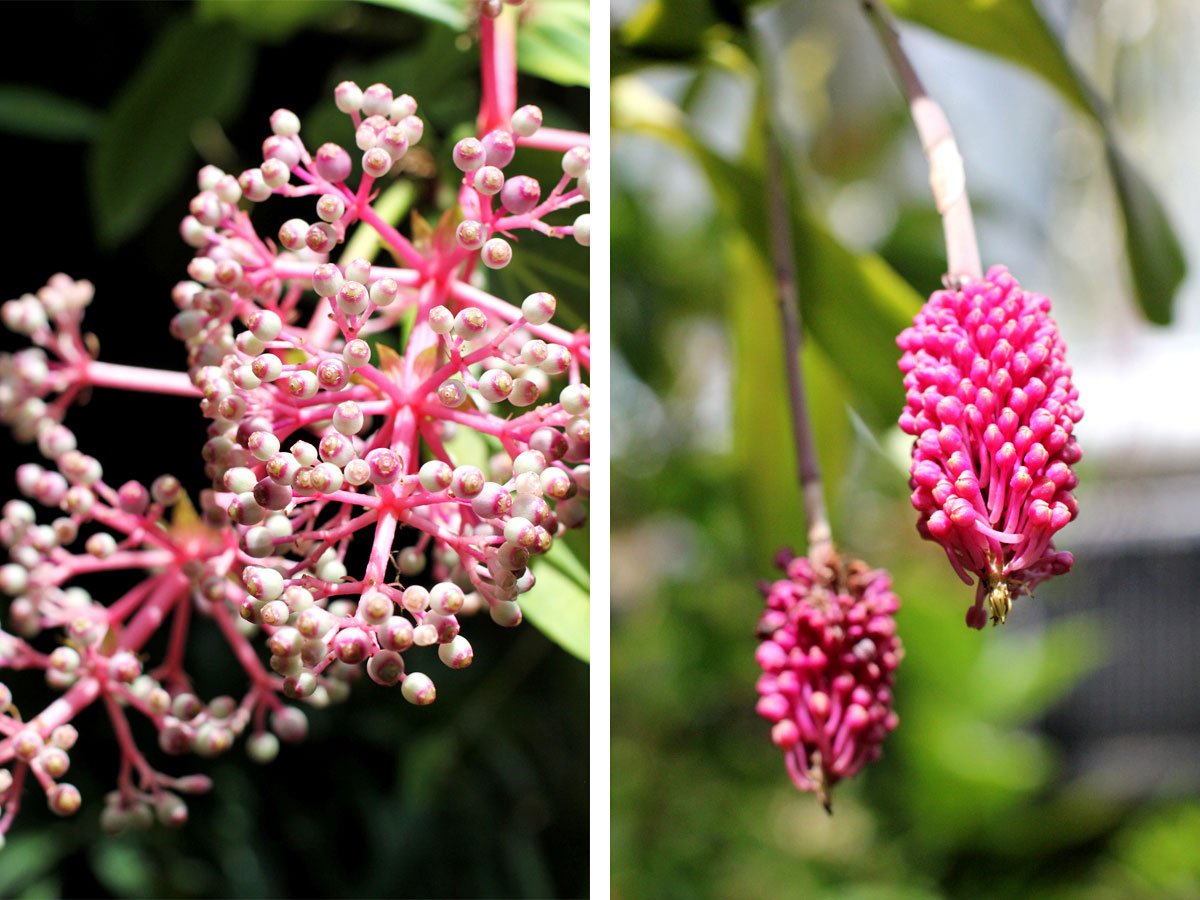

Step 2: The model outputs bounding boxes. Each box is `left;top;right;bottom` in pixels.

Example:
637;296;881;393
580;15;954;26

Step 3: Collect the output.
756;552;902;812
0;1;589;844
898;266;1081;628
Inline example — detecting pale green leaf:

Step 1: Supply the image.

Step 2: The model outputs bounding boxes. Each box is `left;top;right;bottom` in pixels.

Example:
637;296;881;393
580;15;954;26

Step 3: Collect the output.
359;0;468;30
196;0;345;41
517;0;590;87
889;0;1093;114
1106;140;1186;326
0;85;100;141
524;540;589;661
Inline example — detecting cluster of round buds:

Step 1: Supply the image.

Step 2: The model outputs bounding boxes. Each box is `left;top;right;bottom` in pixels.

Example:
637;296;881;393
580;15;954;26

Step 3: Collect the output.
0;275;97;442
171;81;590;708
453;115;590;271
0;686;83;837
755;551;903;811
0;454;315;841
897;266;1083;628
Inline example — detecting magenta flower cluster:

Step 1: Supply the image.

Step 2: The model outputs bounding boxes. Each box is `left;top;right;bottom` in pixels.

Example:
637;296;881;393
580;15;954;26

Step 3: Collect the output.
0;6;588;845
898;265;1082;627
755;552;902;810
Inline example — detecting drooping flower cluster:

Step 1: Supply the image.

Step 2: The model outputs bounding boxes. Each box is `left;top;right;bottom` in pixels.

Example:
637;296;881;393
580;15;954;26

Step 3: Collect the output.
898;265;1082;628
0;6;589;845
755;551;902;811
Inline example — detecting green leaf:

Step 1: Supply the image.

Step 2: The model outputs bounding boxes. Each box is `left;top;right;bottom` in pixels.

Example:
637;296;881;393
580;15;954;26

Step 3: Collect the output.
196;0;345;41
889;0;1093;115
791;211;919;424
974;614;1106;725
539;530;589;589
442;411;492;471
16;877;60;900
0;85;100;141
517;0;590;87
725;229;808;564
0;833;69;896
1106;140;1186;326
619;0;719;58
88;18;254;247
890;0;1187;323
90;841;155;898
359;0;468;30
524;540;589;662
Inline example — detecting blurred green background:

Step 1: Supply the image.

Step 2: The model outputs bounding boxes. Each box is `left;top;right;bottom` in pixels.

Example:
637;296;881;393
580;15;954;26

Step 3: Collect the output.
612;1;1200;898
0;1;588;896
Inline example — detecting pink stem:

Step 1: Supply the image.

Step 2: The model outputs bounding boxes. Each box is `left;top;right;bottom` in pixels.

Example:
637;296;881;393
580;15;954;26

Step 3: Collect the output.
83;361;200;398
366;512;398;585
478;14;518;133
517;128;591;152
120;570;190;652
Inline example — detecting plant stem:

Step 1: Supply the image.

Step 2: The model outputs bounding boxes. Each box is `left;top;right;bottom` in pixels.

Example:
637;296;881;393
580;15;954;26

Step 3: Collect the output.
763;133;832;558
861;0;982;285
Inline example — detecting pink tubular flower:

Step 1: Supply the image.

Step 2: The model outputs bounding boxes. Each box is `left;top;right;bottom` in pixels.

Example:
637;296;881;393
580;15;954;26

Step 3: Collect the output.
755;551;902;811
897;265;1083;628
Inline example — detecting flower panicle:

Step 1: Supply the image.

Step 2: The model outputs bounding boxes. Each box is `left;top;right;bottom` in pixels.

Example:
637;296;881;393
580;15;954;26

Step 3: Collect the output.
755;549;903;811
897;265;1082;628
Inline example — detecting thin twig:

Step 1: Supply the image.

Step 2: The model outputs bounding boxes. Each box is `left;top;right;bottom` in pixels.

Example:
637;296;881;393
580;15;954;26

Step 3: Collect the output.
763;133;832;559
861;0;982;286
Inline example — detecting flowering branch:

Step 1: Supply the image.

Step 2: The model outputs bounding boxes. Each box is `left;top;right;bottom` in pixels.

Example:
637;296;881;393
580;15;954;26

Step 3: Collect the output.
0;0;589;846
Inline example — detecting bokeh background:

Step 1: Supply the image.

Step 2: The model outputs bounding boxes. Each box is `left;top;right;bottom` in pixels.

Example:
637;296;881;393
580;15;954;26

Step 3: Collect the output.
612;1;1200;897
0;1;589;896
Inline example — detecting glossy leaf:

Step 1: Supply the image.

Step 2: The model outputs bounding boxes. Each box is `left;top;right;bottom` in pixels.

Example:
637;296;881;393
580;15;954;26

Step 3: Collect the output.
1106;140;1186;326
88;19;253;246
889;0;1093;115
619;0;719;58
523;540;589;662
0;85;100;141
517;0;590;87
0;834;69;896
196;0;344;41
359;0;468;30
726;229;806;565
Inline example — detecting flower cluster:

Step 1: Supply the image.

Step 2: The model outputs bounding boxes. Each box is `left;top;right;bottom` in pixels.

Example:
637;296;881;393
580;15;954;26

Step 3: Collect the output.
898;265;1082;627
174;75;591;701
755;551;902;811
0;8;589;844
